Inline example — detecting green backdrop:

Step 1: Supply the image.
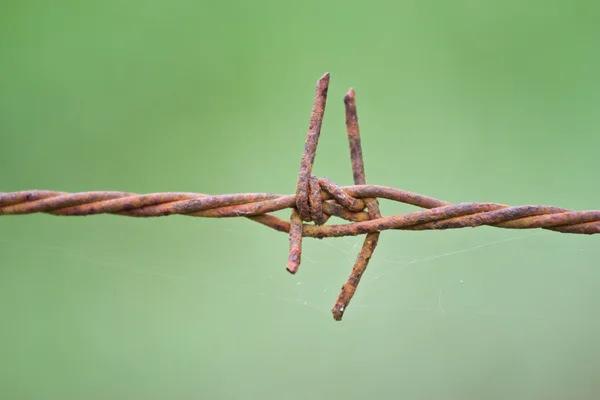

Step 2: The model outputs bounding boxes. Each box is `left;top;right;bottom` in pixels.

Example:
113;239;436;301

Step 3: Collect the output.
2;1;600;399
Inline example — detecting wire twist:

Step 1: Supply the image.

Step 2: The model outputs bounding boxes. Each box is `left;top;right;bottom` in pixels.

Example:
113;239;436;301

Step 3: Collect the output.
2;73;599;321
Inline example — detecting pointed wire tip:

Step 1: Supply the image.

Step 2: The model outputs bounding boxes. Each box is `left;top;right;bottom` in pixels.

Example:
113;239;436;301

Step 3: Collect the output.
286;265;298;275
344;88;356;106
286;252;300;274
332;304;344;321
318;72;330;83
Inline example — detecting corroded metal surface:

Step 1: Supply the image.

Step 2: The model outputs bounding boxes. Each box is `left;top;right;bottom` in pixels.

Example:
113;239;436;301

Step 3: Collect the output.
332;89;382;321
286;209;303;274
5;189;595;234
2;73;598;321
295;73;329;222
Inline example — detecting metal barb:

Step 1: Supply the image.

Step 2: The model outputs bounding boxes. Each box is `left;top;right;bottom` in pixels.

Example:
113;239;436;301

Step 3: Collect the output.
332;88;382;321
2;73;600;321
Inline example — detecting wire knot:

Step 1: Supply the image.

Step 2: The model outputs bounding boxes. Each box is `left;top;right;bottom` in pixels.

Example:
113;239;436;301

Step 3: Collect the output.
285;76;385;320
295;175;366;227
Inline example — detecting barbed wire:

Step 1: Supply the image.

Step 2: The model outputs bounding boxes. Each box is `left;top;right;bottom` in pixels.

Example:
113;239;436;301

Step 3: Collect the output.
2;73;599;321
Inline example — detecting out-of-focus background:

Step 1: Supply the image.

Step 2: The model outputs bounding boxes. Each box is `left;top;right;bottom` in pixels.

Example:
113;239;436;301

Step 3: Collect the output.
2;1;600;399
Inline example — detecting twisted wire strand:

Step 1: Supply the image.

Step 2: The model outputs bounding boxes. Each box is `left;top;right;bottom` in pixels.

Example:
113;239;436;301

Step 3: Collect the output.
2;188;598;235
2;73;598;321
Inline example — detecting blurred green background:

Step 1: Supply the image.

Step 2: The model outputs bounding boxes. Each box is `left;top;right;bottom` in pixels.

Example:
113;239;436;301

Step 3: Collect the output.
2;1;600;399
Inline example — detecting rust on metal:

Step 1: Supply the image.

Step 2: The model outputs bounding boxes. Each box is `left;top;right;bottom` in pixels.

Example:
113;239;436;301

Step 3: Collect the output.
2;73;599;321
309;175;327;225
286;208;303;274
295;72;330;222
332;88;382;321
318;177;365;212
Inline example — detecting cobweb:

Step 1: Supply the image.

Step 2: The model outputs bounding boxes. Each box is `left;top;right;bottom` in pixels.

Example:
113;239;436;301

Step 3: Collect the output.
272;231;547;320
2;228;585;321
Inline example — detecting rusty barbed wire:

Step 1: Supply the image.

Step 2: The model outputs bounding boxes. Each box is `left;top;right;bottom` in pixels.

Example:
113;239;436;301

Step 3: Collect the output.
2;72;599;321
